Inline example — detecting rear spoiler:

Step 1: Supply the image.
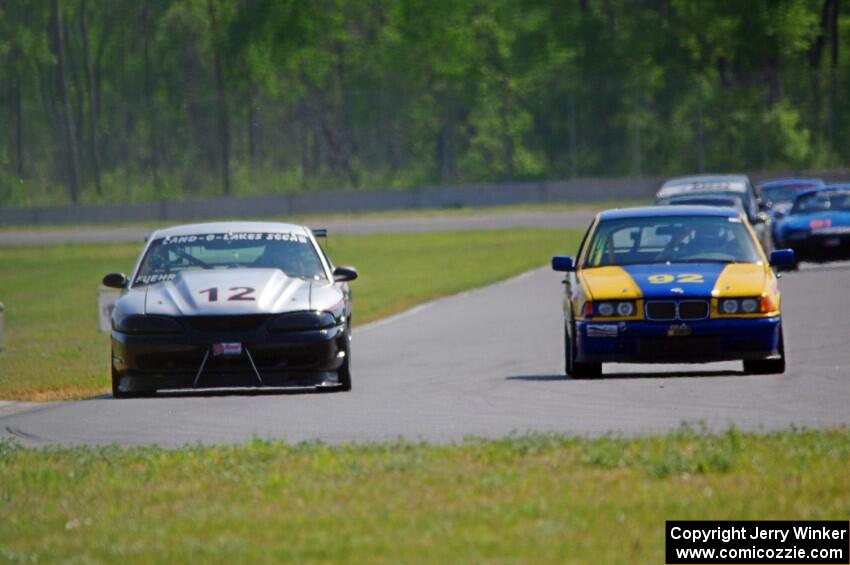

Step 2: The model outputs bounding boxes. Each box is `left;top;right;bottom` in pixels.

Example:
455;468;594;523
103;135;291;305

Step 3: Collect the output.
311;228;328;238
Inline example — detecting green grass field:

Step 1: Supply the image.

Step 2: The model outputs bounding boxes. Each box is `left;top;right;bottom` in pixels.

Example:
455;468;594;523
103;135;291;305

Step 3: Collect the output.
0;200;647;233
1;428;848;563
0;229;582;400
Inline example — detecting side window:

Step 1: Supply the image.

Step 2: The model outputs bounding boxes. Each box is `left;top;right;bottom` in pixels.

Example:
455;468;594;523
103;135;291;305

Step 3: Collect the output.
747;184;759;220
586;231;607;266
315;240;334;272
575;220;595;264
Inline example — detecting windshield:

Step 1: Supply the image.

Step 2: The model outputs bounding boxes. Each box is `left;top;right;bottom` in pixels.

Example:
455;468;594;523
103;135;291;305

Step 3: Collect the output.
134;232;327;286
583;216;761;267
761;183;822;206
791;190;850;214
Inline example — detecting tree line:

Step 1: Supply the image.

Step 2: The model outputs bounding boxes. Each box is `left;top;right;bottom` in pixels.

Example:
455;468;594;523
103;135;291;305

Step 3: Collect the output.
0;0;845;207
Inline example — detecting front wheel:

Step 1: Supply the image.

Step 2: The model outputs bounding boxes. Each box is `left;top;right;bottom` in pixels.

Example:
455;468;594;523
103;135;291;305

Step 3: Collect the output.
743;327;786;375
337;355;352;391
111;365;128;398
565;323;602;379
111;350;155;398
336;327;352;391
111;367;153;398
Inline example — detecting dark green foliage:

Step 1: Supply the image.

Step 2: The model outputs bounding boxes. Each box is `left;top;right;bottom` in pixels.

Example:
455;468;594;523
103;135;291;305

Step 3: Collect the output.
0;0;844;206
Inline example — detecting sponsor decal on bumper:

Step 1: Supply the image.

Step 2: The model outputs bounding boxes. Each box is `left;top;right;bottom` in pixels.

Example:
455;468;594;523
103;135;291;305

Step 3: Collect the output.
213;342;243;356
666;324;692;337
586;324;619;338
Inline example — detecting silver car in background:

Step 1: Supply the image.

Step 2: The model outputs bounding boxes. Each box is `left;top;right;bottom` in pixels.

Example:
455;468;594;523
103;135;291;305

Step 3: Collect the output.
656;174;773;254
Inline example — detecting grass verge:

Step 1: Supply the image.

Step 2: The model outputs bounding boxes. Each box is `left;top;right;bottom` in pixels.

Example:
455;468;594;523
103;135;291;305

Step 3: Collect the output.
0;200;646;233
0;229;582;400
0;428;848;563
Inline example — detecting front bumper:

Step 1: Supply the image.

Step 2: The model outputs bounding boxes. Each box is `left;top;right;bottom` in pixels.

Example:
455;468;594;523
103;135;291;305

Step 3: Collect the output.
112;323;347;391
575;317;781;364
784;234;850;262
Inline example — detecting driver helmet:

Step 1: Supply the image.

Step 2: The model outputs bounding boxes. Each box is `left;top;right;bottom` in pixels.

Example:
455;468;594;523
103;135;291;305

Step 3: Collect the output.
688;222;727;251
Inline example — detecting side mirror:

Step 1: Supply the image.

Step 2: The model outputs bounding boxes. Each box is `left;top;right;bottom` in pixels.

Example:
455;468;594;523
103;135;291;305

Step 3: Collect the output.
333;266;358;282
769;249;795;267
551;256;575;272
102;272;127;289
752;212;768;224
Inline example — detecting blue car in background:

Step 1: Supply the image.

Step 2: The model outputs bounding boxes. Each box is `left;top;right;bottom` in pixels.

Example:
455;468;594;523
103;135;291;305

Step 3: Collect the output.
773;184;850;268
756;177;825;244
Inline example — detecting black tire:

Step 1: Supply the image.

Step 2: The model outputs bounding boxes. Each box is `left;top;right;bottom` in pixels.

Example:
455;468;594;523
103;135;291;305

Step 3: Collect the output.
572;360;603;378
337;327;352;391
111;351;154;398
337;355;352;391
111;365;129;398
743;327;786;375
565;322;602;379
111;366;148;398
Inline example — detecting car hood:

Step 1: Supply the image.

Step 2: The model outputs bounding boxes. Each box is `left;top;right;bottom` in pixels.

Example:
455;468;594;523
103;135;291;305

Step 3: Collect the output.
579;262;768;300
127;269;329;316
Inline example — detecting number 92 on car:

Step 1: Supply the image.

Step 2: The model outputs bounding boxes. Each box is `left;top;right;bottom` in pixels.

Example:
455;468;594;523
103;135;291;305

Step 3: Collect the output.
551;206;796;378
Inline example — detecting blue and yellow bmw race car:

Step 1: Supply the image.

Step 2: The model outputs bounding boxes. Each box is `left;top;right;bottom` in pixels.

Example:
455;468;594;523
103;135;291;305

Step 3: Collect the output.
551;206;796;377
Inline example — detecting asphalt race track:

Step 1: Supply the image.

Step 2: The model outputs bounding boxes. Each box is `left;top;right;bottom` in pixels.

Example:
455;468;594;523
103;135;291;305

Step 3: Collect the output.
2;260;848;447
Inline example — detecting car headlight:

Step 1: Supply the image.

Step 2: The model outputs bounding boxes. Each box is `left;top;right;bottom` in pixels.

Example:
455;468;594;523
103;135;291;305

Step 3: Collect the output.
595;301;635;317
597;302;615;316
269;311;338;332
616;301;635;317
113;314;183;334
719;298;763;315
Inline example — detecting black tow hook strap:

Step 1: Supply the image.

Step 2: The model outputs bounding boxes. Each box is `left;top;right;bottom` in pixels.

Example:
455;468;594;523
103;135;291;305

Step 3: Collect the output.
191;346;264;388
244;347;264;385
192;350;210;388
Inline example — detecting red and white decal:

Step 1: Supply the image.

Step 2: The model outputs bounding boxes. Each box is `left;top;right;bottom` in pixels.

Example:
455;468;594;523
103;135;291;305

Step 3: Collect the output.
213;343;242;356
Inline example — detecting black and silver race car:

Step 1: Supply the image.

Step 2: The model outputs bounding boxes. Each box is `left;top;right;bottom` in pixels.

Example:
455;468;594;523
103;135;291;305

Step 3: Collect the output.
102;222;357;397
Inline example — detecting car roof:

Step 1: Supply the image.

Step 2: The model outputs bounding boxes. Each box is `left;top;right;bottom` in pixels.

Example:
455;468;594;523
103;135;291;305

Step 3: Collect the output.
663;174;749;185
150;221;311;239
598;205;740;221
758;177;824;190
795;184;850;199
664;194;740;203
659;174;750;197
